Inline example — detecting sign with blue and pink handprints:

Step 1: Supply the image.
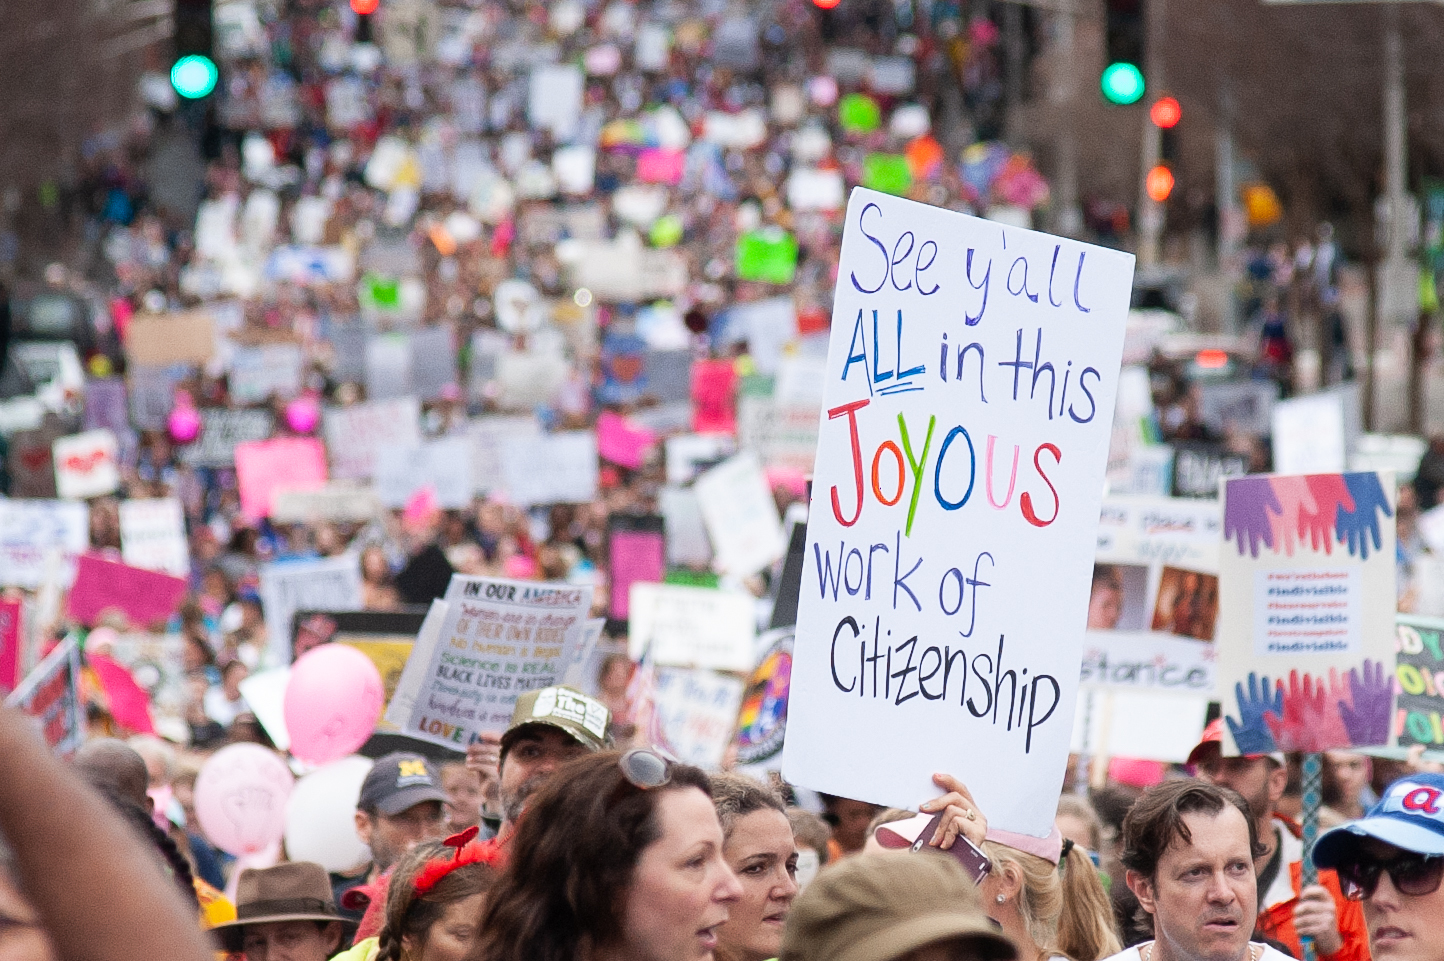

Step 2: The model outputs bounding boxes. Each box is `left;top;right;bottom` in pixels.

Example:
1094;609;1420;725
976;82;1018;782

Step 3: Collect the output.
1217;471;1397;755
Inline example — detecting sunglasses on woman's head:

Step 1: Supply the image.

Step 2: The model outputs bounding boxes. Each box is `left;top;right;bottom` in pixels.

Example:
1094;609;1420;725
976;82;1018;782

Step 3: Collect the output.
1336;850;1444;901
617;747;677;791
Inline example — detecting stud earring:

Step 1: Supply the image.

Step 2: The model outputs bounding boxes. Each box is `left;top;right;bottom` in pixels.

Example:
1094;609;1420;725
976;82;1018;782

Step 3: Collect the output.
996;894;1006;903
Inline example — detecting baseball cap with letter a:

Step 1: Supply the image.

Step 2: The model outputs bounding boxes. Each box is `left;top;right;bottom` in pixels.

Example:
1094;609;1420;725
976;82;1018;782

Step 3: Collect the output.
1315;772;1444;865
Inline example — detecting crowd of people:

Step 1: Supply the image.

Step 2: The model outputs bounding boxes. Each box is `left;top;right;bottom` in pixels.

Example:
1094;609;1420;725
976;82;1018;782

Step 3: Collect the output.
5;1;1444;961
7;685;1444;961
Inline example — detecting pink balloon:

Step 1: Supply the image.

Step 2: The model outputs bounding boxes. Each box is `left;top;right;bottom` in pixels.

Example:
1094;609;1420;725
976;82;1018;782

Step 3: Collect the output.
284;644;385;765
194;743;294;857
169;405;202;444
285;396;321;434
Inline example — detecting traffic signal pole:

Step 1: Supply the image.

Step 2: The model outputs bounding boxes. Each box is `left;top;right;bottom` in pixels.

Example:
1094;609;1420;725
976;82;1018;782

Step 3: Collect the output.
1137;107;1163;268
1135;0;1165;268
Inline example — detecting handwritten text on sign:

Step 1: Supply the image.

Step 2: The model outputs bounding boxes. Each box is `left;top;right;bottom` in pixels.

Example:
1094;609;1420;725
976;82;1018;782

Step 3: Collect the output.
782;190;1133;836
407;576;592;746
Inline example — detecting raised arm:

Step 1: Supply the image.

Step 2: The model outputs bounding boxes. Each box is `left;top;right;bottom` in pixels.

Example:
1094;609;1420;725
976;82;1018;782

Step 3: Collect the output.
0;706;214;961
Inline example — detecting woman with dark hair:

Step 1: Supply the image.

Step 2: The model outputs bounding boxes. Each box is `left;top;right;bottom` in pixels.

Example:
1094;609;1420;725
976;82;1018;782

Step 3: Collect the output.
709;773;799;961
472;749;742;961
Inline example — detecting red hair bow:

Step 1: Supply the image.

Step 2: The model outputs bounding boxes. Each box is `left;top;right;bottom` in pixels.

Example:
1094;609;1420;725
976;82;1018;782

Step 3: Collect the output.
412;827;502;897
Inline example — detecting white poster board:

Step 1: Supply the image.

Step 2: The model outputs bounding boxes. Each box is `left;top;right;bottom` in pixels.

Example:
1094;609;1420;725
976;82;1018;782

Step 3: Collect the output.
628;583;755;672
53;430;120;501
498;431;598;506
323;397;422;480
374;436;474;508
403;576;593;746
119;498;190;577
468;416;540;494
1216;471;1397;755
1081;496;1221;694
0;499;89;588
782;188;1133;836
257;554;364;665
1271;389;1351;475
654;667;747;769
693;452;786;577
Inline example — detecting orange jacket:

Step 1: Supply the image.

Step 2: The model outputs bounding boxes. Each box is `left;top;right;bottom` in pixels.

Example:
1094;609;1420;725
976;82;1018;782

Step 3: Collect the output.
1254;820;1370;961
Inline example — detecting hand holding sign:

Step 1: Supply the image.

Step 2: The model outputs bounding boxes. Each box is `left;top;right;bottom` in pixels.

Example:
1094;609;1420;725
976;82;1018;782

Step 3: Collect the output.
918;773;988;851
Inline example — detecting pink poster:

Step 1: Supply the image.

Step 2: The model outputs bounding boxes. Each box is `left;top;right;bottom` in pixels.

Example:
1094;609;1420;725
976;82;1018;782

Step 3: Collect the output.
610;529;666;619
637;149;686;185
235;437;329;521
67;553;188;628
0;599;20;692
597;412;658;470
691;360;737;435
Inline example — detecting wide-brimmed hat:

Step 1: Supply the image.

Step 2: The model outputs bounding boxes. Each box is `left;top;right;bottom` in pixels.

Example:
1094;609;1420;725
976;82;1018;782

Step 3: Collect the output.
781;851;1016;961
209;862;342;951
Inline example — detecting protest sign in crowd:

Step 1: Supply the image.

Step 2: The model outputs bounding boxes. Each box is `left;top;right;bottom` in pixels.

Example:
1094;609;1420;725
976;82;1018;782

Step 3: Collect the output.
5;2;1444;961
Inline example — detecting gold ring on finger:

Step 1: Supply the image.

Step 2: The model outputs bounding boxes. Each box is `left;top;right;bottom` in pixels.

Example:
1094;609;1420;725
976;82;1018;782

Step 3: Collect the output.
965;809;976;821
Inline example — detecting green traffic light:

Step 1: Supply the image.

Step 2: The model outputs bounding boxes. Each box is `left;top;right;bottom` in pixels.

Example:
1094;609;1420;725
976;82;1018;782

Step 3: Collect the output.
1101;62;1145;105
171;55;219;99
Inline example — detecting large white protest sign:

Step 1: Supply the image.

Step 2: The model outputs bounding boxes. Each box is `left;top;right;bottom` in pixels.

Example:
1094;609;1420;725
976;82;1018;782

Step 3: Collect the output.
181;409;275;468
1080;496;1221;694
528;64;583;141
628;583;755;672
271;484;382;524
405;577;593;747
229;343;303;403
782;189;1133;836
654;668;747;769
1216;471;1397;755
1270;385;1359;475
385;599;448;735
53;430;120;501
258;555;364;665
468;416;541;494
119;498;190;577
323;397;422;479
499;431;598;506
0;499;89;588
374;437;474;508
694;452;786;578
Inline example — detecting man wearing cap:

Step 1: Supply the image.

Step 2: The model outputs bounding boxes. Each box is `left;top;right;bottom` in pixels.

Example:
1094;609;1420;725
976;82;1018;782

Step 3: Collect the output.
493;685;611;841
1314;771;1444;961
331;751;449;922
338;687;613;947
1188;719;1370;961
211;862;346;961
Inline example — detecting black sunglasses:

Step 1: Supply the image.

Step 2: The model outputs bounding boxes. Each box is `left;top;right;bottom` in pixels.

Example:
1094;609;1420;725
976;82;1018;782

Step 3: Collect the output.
1336;850;1444;901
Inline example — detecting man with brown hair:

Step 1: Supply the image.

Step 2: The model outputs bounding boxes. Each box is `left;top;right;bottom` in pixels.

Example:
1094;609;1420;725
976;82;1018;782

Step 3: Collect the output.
1102;779;1291;961
1189;721;1370;961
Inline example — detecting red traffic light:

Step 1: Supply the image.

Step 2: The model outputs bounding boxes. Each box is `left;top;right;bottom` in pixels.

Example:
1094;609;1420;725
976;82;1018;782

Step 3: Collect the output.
1150;96;1181;129
1145;165;1175;203
351;0;378;13
813;0;842;7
